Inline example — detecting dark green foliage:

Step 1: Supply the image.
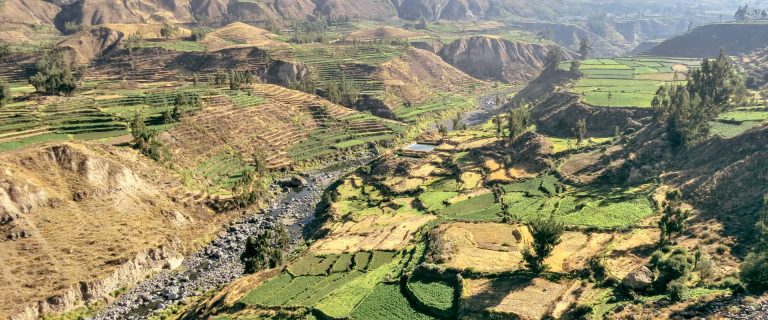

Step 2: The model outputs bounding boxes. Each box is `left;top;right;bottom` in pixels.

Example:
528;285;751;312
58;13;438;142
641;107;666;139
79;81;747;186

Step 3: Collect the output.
0;44;10;60
325;76;360;106
523;218;565;272
651;50;742;147
740;251;768;293
570;60;582;74
0;78;10;107
190;28;209;41
160;23;180;38
544;46;564;74
667;279;687;301
650;249;693;295
240;224;291;274
452;113;466;131
28;50;77;95
741;196;768;293
506;105;530;142
658;190;690;246
573;118;587;145
130;113;167;162
229;70;254;90
578;37;592;60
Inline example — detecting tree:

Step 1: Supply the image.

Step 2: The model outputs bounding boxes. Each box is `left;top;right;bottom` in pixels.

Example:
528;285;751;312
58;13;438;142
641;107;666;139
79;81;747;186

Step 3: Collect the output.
453;113;466;131
578;37;592;60
0;78;10;107
240;236;262;274
506;105;530;143
652;50;742;147
573;118;587;145
658;191;690;247
416;17;428;30
28;50;77;95
543;46;564;74
437;123;448;137
570;60;581;75
130;113;167;162
0;44;10;61
522;218;565;272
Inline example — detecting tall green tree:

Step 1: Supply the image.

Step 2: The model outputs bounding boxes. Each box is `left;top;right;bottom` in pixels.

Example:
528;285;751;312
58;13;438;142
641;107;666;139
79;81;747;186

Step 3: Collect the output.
574;118;587;145
506;105;530;143
543;46;564;74
522;218;565;272
652;50;742;147
28;50;77;95
741;195;768;293
578;37;592;60
0;78;10;107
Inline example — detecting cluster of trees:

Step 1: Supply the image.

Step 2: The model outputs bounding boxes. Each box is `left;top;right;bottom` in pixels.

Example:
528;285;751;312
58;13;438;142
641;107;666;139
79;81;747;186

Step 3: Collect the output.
658;190;690;247
740;196;768;293
651;50;744;148
288;16;347;44
325;76;360;106
543;46;564;75
62;21;84;35
130;113;168;162
28;50;78;95
240;225;290;274
208;69;256;90
506;105;531;143
190;28;210;41
735;4;768;21
162;92;202;124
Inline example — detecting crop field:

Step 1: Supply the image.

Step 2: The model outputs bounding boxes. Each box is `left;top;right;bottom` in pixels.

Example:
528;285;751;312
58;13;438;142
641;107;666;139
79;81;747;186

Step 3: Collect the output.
711;106;768;137
349;284;433;319
407;275;456;313
0;87;215;151
240;251;398;309
392;92;476;124
568;57;699;108
270;44;406;96
437;176;654;228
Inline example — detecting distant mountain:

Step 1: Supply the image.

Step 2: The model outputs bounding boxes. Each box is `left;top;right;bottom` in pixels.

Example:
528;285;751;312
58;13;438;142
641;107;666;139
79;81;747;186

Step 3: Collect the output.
644;23;768;58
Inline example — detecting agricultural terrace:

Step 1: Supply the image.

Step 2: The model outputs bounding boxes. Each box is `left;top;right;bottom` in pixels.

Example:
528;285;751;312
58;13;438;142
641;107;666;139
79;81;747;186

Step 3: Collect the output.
711;105;768;137
237;248;432;319
567;57;700;108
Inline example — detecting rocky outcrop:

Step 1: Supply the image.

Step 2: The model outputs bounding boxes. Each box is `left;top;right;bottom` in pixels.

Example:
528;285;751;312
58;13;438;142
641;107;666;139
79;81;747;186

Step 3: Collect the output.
622;266;654;291
263;60;311;87
438;36;556;83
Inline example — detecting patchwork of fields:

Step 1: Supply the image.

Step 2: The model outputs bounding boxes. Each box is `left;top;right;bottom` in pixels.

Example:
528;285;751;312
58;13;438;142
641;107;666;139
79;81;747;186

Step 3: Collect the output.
567;57;699;108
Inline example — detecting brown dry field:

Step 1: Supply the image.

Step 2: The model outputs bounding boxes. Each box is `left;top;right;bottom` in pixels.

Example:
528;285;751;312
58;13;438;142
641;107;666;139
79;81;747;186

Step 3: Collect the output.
462;277;571;320
309;212;435;255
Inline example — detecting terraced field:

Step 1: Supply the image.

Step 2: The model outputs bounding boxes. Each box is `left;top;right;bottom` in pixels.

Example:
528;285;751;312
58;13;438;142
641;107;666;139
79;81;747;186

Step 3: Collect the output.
0;88;212;151
568;57;699;108
711;106;768;137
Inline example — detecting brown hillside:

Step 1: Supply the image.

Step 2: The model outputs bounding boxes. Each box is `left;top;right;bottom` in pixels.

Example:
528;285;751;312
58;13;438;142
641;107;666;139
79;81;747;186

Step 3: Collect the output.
438;35;557;83
0;0;59;25
395;0;562;20
373;48;485;111
314;0;398;19
344;26;424;42
57;24;192;64
201;22;286;50
0;143;223;320
54;0;195;30
645;23;768;58
160;84;358;171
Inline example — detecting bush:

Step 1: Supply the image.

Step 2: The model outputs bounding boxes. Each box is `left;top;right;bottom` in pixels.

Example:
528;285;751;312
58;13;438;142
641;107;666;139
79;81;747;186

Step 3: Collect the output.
667;280;687;301
740;251;768;293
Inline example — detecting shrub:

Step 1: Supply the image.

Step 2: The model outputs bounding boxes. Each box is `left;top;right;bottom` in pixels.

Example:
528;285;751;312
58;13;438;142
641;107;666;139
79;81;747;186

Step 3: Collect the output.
63;21;83;35
740;251;768;293
160;23;180;38
667;280;687;302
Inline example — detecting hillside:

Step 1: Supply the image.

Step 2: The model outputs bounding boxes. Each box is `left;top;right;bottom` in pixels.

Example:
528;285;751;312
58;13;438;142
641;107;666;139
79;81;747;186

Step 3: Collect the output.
438;35;556;83
395;0;563;20
645;23;768;57
0;143;222;320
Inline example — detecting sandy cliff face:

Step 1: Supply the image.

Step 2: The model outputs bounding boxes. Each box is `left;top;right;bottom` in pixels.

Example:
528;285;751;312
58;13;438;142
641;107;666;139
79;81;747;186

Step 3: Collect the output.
0;143;224;320
438;36;554;83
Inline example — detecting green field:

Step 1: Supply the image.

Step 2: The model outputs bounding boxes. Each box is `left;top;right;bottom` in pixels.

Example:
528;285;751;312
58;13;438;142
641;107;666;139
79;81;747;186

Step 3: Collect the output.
710;106;768;137
568;57;699;108
438;176;654;228
407;275;456;314
349;284;433;320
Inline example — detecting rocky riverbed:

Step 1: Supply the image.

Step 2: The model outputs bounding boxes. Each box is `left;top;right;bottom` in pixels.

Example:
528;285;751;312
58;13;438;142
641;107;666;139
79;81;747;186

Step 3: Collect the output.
90;157;371;320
